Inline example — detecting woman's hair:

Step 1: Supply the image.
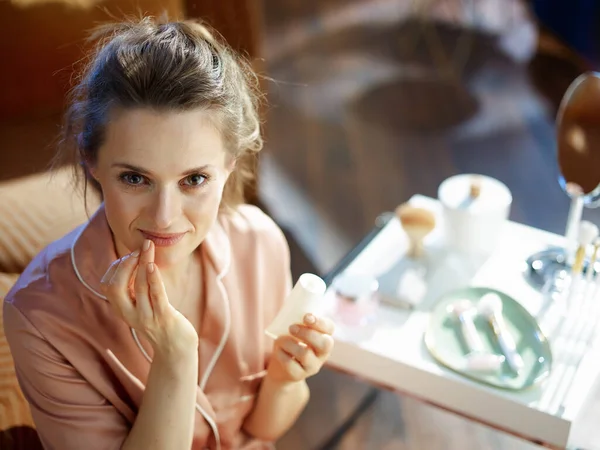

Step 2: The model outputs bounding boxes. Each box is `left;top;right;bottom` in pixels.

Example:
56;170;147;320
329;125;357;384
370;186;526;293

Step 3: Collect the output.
54;15;264;211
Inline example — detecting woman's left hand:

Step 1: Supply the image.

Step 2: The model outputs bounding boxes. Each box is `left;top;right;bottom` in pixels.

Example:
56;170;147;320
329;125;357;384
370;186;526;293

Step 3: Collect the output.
266;314;335;384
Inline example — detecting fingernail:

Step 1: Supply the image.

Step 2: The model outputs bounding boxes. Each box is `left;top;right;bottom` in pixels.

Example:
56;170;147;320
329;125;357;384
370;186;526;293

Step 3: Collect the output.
143;239;151;251
290;324;300;335
132;250;140;258
305;314;316;324
147;262;155;273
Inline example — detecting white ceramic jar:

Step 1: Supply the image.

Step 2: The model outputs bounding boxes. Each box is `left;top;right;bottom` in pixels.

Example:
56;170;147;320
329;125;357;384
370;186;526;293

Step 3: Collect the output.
438;174;512;256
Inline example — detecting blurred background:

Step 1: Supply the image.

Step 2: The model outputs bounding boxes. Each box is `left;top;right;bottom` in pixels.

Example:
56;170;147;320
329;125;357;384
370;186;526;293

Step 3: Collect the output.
2;0;600;448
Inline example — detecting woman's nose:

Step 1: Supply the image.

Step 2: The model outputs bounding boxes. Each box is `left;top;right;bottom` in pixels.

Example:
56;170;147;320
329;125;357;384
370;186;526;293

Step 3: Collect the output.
151;187;182;230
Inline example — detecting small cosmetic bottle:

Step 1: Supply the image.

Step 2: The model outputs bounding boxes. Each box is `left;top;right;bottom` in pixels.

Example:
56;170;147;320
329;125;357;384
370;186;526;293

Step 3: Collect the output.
265;273;326;339
333;272;379;327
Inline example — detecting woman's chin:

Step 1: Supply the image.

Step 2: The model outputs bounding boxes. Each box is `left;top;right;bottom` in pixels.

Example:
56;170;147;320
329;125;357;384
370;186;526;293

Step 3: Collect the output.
152;252;176;268
152;246;189;269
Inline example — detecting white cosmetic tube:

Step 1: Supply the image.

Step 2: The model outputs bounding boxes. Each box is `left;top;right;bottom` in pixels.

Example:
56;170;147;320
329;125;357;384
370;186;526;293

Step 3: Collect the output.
265;273;326;339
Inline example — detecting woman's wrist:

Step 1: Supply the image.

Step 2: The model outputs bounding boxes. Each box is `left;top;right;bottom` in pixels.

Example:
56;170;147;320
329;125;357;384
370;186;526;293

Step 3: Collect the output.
152;333;199;366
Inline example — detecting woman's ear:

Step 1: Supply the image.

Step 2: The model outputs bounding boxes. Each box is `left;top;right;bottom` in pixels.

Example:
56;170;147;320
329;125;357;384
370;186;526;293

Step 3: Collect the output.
88;166;98;181
83;161;100;183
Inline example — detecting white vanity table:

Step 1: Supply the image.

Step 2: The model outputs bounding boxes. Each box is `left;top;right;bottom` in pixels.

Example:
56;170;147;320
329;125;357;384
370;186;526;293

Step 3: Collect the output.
324;195;600;449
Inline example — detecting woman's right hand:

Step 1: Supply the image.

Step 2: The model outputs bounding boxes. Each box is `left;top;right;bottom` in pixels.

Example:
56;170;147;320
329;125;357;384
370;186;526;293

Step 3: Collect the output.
100;239;198;359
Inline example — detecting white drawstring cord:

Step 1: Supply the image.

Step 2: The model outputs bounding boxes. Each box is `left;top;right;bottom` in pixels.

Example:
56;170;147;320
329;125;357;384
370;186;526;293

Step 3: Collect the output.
70;225;108;300
199;233;231;390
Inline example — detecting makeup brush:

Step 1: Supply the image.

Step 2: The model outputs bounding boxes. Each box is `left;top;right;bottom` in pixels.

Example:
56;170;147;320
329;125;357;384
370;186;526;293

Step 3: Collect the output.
572;220;599;276
395;203;436;258
594;238;600;292
478;293;524;376
586;237;600;285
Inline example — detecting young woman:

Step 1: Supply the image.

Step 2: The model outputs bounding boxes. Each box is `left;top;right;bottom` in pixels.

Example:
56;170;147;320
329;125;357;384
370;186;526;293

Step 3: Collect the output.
3;17;334;450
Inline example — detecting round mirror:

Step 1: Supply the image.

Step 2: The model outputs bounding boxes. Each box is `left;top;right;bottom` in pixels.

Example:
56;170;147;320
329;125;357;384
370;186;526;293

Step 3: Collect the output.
525;72;600;292
557;72;600;205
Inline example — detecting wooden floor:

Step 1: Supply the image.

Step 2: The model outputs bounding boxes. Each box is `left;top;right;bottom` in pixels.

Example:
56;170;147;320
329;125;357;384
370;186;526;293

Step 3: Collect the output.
260;1;600;449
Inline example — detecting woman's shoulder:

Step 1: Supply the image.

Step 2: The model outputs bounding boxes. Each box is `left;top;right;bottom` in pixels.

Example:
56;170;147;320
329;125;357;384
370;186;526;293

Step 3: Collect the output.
3;224;87;318
3;219;120;369
219;205;292;316
221;204;289;254
225;204;284;233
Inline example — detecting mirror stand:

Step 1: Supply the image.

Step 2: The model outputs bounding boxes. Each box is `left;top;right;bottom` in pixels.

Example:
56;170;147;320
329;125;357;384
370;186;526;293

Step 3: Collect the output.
524;191;586;292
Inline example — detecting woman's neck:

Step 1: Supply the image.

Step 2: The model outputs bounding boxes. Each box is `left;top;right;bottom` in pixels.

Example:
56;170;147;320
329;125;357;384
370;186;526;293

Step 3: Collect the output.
159;252;199;293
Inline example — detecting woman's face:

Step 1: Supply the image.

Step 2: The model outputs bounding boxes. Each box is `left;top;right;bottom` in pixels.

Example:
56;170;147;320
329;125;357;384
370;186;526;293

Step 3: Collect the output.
91;108;234;268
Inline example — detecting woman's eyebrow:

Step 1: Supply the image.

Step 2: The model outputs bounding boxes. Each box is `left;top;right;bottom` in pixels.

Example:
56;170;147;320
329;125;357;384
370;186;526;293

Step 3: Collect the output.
111;163;214;176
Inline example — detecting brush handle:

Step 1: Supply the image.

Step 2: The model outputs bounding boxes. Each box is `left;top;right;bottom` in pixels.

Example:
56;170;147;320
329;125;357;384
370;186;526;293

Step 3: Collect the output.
586;245;599;284
489;313;524;374
458;313;483;353
572;246;586;276
407;238;424;258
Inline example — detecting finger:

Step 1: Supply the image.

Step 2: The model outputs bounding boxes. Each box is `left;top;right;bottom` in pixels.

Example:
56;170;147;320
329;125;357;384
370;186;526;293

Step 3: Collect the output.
147;262;168;316
134;240;153;318
277;335;319;371
290;324;334;357
303;314;335;335
274;346;305;380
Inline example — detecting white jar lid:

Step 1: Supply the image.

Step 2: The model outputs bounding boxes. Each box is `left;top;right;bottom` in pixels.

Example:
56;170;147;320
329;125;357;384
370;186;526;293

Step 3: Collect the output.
333;272;379;301
438;174;512;214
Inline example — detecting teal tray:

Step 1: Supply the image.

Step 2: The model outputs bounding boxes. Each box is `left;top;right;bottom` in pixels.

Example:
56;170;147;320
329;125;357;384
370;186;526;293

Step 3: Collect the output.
424;287;553;391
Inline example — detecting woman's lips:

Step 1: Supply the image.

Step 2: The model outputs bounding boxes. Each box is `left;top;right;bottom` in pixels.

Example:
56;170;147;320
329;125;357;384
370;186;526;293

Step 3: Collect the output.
140;230;186;247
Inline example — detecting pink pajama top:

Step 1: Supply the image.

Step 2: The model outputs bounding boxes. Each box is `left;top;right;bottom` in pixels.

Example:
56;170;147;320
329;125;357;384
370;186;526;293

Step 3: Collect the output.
3;203;292;450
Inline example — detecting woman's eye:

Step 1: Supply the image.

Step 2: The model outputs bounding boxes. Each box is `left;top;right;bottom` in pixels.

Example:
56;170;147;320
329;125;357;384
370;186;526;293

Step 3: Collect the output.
183;174;207;187
121;173;146;185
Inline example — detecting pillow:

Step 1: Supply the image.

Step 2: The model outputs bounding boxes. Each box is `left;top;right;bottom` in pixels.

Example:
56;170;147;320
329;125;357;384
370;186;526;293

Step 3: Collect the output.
0;167;100;273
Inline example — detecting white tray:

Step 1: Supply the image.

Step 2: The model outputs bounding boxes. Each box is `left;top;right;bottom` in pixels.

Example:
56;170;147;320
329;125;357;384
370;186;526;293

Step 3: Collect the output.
325;195;600;449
